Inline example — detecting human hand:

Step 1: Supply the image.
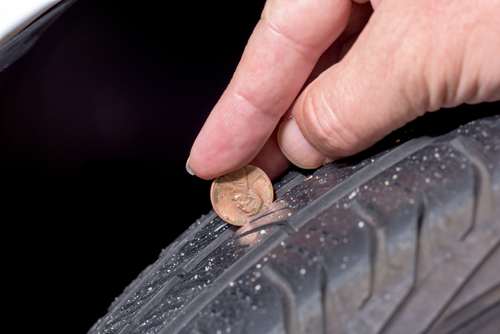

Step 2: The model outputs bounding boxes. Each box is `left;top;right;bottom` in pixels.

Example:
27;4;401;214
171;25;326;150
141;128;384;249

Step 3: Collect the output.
187;0;500;180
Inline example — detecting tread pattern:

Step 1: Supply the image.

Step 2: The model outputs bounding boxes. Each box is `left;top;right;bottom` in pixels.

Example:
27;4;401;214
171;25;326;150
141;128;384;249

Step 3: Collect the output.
89;212;235;334
89;115;500;334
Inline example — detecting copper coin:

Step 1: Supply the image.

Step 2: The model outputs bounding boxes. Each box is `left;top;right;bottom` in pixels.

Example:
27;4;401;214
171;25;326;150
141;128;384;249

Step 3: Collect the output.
211;165;274;226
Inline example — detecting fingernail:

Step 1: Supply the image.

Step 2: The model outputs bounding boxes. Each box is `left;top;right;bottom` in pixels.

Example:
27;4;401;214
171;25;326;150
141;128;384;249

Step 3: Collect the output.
277;117;325;169
324;158;334;165
186;156;195;176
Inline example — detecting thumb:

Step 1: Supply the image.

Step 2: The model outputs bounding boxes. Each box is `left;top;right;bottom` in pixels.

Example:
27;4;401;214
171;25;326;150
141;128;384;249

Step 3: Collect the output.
278;1;431;168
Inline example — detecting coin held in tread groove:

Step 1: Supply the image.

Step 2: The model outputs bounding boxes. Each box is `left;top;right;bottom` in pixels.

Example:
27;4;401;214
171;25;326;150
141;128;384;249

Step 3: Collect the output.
211;165;274;226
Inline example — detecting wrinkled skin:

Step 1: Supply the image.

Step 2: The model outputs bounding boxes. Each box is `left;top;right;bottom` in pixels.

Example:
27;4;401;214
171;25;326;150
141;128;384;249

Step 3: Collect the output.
189;0;500;180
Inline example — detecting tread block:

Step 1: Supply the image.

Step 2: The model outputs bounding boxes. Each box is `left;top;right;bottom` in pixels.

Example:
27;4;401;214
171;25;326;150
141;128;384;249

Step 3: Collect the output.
88;116;500;334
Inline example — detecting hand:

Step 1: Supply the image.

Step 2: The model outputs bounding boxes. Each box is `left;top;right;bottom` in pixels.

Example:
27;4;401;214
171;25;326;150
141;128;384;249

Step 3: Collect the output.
187;0;500;180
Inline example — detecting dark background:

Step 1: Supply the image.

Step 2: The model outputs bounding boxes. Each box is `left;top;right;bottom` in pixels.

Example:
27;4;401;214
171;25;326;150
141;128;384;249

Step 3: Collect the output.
1;0;264;332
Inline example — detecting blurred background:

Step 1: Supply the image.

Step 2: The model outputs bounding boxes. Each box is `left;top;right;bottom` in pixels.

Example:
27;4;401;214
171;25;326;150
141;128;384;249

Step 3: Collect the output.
0;0;265;332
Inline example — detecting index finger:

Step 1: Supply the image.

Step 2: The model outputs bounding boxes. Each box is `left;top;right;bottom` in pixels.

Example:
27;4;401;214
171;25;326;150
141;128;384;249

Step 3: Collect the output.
189;0;353;179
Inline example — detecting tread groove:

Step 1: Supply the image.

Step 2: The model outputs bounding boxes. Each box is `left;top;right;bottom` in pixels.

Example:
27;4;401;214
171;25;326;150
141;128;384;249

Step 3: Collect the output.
320;262;344;334
428;242;500;334
233;221;289;240
414;190;434;285
261;264;301;334
287;136;436;232
94;212;219;333
349;199;388;309
383;207;500;334
452;302;500;334
320;264;328;334
182;228;235;273
158;136;434;334
158;228;291;334
450;137;494;239
89;117;500;334
368;224;389;294
435;283;500;334
117;275;184;334
275;173;307;198
379;190;428;334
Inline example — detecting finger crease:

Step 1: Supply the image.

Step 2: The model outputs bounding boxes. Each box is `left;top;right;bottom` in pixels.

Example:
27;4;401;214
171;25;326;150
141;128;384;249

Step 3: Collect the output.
232;89;277;121
264;20;321;65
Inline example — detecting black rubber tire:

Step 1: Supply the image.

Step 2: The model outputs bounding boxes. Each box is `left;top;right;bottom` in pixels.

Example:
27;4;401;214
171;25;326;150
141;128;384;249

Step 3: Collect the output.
88;105;500;334
0;0;77;72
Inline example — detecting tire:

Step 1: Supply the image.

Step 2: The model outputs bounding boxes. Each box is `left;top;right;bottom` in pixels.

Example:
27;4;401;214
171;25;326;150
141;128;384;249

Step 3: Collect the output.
0;0;77;72
88;105;500;334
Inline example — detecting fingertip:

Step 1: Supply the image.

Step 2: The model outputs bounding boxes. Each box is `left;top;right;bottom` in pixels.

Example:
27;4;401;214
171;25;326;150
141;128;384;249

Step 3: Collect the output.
187;148;222;180
277;117;326;169
249;141;291;180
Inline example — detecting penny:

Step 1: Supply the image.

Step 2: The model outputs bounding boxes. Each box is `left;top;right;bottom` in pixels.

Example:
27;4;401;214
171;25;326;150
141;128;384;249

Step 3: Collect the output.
211;165;274;226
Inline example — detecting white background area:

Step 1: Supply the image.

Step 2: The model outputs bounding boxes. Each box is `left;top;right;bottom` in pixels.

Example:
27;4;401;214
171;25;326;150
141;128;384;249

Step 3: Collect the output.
0;0;61;48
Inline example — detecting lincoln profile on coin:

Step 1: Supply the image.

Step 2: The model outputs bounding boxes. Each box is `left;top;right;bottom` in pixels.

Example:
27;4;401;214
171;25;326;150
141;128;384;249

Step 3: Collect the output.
222;167;264;216
231;189;263;216
211;165;274;226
